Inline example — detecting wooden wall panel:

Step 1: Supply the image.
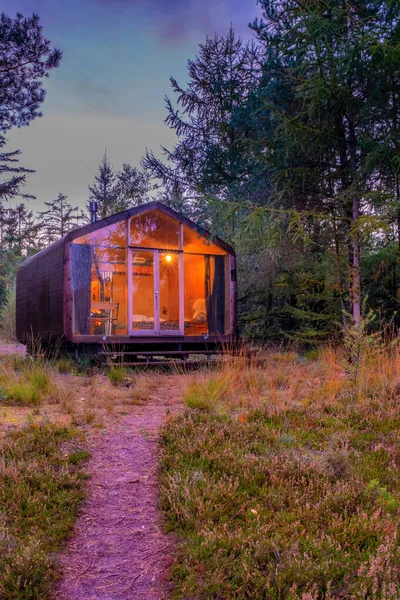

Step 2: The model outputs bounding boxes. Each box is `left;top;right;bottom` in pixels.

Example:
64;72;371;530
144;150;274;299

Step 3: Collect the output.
16;239;65;344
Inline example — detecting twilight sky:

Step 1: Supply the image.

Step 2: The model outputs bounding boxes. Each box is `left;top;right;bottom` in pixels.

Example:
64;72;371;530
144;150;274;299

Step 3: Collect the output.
4;0;260;214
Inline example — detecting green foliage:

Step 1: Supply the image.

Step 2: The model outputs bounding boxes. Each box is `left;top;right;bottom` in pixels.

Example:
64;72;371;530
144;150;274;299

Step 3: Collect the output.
38;193;83;242
1;364;52;406
88;152;150;218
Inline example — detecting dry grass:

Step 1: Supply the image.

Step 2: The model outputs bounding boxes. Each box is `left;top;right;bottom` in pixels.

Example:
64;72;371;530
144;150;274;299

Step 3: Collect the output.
0;356;156;436
160;346;400;600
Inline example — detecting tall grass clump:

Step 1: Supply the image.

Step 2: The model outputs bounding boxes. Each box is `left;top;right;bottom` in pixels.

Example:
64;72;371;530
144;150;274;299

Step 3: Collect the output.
0;360;53;406
160;346;400;599
108;365;129;386
0;422;88;599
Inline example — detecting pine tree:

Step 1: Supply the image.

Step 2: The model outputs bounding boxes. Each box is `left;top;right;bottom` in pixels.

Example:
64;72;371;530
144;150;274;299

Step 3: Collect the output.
88;152;118;219
144;28;263;202
0;12;61;206
0;12;61;133
88;154;151;218
249;0;400;329
39;193;82;242
0;139;34;203
114;162;150;211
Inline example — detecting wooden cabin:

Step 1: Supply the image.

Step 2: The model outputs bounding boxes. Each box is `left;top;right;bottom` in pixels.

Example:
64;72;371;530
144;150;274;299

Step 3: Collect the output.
16;202;237;357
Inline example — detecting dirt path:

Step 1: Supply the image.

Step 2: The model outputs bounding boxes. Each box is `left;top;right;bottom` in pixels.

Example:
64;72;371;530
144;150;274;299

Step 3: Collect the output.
54;377;181;600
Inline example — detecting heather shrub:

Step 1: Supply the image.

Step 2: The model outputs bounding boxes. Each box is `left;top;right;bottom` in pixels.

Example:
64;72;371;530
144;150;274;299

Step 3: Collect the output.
160;347;400;599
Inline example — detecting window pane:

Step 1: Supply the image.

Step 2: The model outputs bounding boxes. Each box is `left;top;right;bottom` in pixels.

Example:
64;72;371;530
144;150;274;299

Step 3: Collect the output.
183;225;226;255
130;209;180;249
184;254;208;336
132;250;154;330
74;219;127;248
159;253;180;330
183;254;227;336
72;244;127;336
205;255;226;334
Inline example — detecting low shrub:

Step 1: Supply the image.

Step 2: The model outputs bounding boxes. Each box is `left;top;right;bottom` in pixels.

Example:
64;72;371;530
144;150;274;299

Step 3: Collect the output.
161;348;400;600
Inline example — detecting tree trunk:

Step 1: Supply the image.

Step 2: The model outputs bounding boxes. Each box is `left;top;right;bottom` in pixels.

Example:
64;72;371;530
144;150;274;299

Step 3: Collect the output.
351;197;361;329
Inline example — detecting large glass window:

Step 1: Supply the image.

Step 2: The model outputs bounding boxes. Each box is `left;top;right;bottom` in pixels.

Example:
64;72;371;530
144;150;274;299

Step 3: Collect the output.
74;220;127;249
184;254;227;335
129;209;180;249
71;211;230;337
72;221;128;336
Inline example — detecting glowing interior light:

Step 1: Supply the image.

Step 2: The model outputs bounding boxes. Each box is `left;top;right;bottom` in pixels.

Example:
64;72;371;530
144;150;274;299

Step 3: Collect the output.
165;254;172;262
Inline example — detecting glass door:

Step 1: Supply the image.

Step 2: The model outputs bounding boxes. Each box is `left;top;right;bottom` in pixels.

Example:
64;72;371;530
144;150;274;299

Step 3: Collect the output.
129;249;157;335
159;252;182;335
128;249;183;336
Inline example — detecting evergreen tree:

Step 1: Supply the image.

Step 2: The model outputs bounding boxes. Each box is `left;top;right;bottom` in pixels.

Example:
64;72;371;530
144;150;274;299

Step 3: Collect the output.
88;152;118;219
0;203;44;306
245;0;400;329
0;12;61;133
0;139;34;202
39;193;82;242
144;28;263;203
0;12;61;206
88;154;151;218
114;162;150;211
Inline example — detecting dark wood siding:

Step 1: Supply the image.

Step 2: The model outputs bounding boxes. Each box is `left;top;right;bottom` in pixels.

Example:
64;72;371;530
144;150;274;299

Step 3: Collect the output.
16;238;66;344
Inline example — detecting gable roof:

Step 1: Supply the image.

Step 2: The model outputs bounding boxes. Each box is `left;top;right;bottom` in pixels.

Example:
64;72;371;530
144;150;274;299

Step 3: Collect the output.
65;201;235;255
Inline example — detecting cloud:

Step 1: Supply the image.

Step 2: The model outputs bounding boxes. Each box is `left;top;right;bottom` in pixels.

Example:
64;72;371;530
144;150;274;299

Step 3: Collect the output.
90;0;255;43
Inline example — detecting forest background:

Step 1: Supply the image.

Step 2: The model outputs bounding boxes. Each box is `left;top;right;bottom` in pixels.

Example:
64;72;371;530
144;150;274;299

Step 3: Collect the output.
2;0;400;344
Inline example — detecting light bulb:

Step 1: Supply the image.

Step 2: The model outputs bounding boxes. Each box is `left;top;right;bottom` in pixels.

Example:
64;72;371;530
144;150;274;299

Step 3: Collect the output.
165;254;172;262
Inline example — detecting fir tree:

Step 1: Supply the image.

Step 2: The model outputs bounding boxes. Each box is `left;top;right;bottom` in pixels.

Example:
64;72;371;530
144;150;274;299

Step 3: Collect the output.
0;12;62;133
0;138;34;203
248;0;400;329
88;152;118;219
39;193;81;242
144;28;263;203
0;12;61;206
88;154;151;218
114;162;150;211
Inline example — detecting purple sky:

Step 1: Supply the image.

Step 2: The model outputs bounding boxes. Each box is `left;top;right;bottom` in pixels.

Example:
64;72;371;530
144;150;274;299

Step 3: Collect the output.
5;0;260;213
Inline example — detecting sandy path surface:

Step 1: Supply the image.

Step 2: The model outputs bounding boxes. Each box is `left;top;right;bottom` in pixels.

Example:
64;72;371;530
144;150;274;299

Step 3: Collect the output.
54;377;181;600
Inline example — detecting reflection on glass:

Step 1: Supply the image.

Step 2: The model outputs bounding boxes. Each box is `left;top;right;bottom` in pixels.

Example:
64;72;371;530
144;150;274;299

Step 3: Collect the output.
132;250;155;331
72;244;127;336
159;252;180;330
130;209;180;249
183;254;227;335
75;219;127;249
183;225;226;255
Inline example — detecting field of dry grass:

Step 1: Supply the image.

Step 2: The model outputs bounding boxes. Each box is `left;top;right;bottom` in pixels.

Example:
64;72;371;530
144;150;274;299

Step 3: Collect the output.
160;347;400;599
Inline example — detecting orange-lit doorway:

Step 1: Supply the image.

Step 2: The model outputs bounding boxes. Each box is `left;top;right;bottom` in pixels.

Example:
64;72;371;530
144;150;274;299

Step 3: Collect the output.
128;248;183;336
